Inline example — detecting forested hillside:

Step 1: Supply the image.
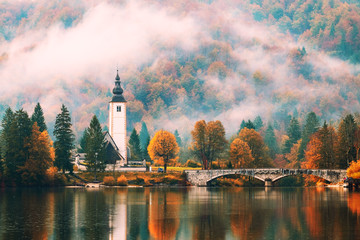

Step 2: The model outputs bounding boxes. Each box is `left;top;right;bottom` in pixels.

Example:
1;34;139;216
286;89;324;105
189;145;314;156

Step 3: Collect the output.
0;0;359;139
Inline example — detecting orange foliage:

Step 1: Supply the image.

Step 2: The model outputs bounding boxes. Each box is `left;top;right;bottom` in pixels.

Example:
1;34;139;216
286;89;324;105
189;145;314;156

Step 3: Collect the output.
117;175;128;186
229;138;254;168
148;130;179;173
285;139;302;168
103;176;115;186
20;123;54;185
347;160;360;179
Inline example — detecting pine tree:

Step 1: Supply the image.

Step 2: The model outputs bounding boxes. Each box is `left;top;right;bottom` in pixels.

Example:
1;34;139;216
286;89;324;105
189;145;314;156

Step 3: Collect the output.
1;107;14;159
142;136;151;162
53;104;75;173
31;102;47;132
139;122;150;151
84;115;106;180
298;112;319;160
283;117;301;154
4;109;32;182
79;128;89;153
338;114;357;168
264;124;279;159
254;116;264;130
174;130;182;147
129;128;141;160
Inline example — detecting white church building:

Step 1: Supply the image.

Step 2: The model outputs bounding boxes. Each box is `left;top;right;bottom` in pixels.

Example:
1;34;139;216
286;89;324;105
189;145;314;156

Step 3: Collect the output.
74;71;146;171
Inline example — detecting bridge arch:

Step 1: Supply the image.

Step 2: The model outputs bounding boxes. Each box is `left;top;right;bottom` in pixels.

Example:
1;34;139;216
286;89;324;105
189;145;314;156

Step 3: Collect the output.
184;168;347;186
206;173;265;185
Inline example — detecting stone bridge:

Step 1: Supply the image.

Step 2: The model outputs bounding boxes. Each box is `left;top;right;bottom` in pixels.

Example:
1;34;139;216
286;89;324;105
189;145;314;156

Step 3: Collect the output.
184;168;347;186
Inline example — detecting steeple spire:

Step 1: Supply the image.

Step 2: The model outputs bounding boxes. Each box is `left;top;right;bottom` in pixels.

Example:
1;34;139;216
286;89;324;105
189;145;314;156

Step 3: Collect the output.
111;70;126;102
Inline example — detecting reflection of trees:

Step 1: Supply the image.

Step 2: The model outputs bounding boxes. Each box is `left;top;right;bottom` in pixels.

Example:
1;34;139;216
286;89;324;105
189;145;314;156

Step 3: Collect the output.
54;189;74;239
0;189;55;239
348;192;360;215
229;189;266;239
148;190;181;240
81;190;110;239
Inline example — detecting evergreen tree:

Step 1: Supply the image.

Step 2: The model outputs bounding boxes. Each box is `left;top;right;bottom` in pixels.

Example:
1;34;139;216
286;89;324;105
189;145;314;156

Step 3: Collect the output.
142;136;151;162
239;120;255;133
264;124;279;159
338;114;357;168
318;122;337;169
78;128;89;153
139;122;150;151
174;129;182;147
129;128;141;160
254;116;264;130
298;112;319;160
4;109;32;182
283;117;301;153
84;115;106;180
31;102;47;132
1;107;14;159
53;104;75;173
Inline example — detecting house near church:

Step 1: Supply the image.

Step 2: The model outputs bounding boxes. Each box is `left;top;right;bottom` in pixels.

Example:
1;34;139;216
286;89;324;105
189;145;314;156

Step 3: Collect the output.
74;71;146;172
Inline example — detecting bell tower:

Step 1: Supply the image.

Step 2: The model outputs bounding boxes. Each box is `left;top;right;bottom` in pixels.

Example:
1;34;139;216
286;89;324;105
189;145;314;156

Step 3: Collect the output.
109;70;127;164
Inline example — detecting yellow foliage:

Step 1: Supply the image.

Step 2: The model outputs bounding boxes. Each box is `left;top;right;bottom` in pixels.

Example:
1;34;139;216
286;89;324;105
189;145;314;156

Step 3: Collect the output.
117;175;128;186
347;160;360;179
148;130;179;172
103;176;115;186
229;138;254;168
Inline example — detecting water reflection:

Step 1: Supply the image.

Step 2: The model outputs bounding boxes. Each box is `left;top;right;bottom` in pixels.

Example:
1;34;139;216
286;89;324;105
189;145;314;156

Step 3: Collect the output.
1;187;360;239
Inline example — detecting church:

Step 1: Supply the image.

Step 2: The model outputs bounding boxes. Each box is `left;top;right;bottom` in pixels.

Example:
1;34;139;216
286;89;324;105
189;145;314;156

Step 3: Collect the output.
74;71;145;171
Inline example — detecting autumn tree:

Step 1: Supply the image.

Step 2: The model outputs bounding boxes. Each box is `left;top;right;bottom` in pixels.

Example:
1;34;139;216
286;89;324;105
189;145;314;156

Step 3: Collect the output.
191;120;227;169
19;123;54;185
239;128;273;167
129;128;141;160
229;138;254;168
338;114;357;168
285;139;302;169
53;104;75;173
31;102;47;132
148;130;179;173
84;115;106;180
347;160;360;179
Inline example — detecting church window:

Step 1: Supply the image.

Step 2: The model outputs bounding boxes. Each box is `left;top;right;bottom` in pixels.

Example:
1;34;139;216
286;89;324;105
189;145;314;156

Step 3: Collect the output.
117;106;121;112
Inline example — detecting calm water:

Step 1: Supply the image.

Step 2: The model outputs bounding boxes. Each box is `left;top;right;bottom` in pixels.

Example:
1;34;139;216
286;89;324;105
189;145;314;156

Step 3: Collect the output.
0;187;360;240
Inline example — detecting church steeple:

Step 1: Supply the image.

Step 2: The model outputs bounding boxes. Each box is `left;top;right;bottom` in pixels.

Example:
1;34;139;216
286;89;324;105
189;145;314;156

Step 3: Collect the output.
111;70;126;102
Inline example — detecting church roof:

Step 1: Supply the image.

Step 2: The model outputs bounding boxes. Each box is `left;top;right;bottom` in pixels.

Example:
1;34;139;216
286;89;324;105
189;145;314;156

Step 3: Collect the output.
110;70;126;103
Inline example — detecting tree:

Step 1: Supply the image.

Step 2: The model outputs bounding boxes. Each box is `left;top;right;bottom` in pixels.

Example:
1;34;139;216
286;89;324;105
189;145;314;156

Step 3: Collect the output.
347;160;360;179
264;124;279;159
129;128;141;160
239;128;272;167
191;120;227;169
19;123;54;185
253;116;264;130
139;122;150;151
298;112;319;160
1;107;14;160
174;130;182;147
285;140;302;169
303;133;322;169
338;114;357;168
84;115;106;180
229;138;254;168
142;136;151;162
31;102;47;132
78;128;89;153
53;104;75;173
4;109;32;182
283;117;301;154
148;130;179;173
318;122;338;169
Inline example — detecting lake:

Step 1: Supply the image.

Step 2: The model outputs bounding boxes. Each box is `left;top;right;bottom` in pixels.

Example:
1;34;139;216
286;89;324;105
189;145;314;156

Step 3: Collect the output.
0;187;360;240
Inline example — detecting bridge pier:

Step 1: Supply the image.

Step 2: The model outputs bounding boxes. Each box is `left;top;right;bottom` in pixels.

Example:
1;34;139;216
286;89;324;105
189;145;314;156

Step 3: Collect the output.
265;179;273;187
